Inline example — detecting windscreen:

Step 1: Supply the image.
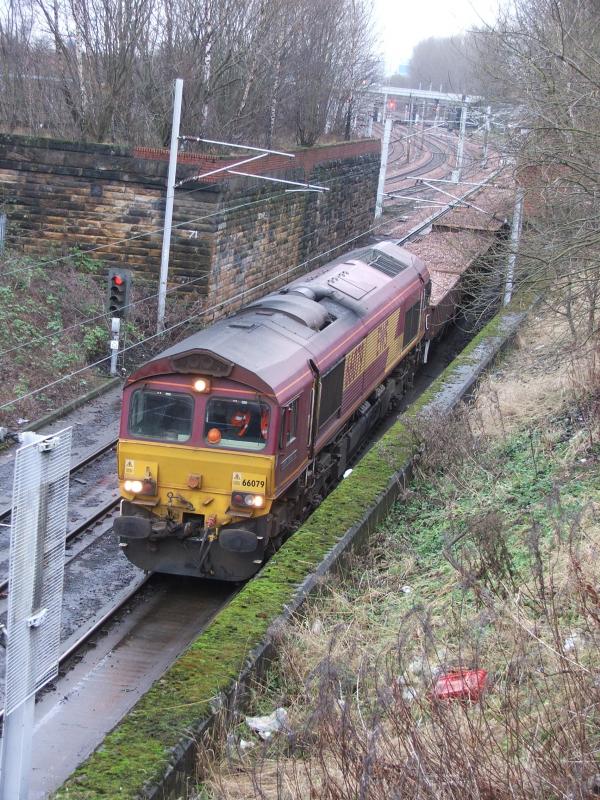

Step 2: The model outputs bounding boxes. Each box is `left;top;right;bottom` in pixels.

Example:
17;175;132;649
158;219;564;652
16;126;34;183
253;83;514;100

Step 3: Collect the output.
128;390;194;442
204;397;270;451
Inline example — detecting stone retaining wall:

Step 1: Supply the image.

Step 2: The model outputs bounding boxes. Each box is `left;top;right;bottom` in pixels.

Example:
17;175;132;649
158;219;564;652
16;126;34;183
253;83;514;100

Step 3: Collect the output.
0;135;379;318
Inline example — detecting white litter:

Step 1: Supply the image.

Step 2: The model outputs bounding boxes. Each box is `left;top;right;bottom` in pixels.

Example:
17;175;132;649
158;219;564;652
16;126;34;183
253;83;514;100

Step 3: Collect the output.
226;734;255;758
564;634;579;652
401;585;412;594
245;707;289;740
239;739;255;751
343;468;353;479
310;618;323;635
402;686;418;703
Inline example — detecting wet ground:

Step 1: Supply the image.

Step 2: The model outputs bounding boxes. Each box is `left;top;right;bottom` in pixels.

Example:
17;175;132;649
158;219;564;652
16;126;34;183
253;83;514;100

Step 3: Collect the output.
28;576;234;799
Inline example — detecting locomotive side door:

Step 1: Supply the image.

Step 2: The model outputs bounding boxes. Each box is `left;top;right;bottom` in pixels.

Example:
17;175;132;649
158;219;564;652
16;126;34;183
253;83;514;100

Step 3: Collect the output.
276;389;310;488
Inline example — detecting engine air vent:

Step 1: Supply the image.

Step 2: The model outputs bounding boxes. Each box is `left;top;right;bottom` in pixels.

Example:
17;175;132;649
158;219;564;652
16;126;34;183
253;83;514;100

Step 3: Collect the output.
328;274;373;300
229;321;257;329
354;247;409;277
246;294;329;331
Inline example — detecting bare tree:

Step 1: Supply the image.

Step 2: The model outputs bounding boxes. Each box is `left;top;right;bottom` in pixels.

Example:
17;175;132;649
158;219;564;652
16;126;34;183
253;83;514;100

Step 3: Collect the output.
31;0;155;140
408;34;480;94
479;0;600;358
0;0;380;147
337;0;380;141
0;0;39;132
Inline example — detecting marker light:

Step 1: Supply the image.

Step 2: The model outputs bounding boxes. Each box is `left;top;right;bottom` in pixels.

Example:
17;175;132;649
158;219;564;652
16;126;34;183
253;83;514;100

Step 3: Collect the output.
193;378;211;393
124;479;143;493
140;477;157;495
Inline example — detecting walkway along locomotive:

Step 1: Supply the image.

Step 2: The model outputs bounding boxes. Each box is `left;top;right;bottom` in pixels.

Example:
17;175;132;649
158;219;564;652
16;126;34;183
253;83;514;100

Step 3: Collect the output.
114;241;431;580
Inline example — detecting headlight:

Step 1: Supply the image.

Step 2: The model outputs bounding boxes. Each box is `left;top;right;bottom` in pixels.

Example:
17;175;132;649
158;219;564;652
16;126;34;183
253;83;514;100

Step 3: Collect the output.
231;492;265;509
124;479;143;493
193;377;211;393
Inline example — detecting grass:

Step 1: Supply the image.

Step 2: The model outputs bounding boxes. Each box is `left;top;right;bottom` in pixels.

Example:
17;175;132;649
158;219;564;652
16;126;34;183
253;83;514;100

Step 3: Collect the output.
53;300;529;799
206;306;600;800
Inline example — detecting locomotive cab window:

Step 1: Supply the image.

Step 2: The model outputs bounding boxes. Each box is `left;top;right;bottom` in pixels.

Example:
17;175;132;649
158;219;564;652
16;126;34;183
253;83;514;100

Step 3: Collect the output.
205;397;270;451
129;390;194;442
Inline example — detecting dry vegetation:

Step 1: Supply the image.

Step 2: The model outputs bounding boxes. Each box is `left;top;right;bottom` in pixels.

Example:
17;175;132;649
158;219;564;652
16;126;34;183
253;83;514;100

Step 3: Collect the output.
0;251;203;427
475;308;597;436
201;309;600;800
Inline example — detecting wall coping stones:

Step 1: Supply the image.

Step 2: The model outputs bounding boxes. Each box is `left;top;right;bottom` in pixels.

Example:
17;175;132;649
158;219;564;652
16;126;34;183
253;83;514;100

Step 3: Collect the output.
0;134;380;188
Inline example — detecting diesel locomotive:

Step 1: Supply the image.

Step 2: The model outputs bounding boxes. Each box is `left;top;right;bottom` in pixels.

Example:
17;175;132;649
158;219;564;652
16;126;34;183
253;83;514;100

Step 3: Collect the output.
114;240;431;581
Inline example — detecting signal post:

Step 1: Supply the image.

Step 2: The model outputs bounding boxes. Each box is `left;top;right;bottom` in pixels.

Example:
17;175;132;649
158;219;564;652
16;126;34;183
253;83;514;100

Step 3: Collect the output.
106;268;132;376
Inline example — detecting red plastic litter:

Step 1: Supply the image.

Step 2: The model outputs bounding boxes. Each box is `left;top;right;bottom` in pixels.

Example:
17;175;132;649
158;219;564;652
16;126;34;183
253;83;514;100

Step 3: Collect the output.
432;669;488;702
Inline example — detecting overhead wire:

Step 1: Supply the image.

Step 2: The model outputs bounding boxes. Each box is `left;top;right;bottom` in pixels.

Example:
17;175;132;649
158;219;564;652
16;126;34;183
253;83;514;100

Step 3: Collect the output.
0;124;491;277
0;133;501;362
0;157;381;279
0;269;211;358
1;157;506;414
0;156;393;354
0;134;417;278
0;137;504;409
0;201;435;411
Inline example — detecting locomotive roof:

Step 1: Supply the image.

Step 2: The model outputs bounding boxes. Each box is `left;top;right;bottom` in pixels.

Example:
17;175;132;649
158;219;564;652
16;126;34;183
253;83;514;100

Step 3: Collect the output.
128;241;428;404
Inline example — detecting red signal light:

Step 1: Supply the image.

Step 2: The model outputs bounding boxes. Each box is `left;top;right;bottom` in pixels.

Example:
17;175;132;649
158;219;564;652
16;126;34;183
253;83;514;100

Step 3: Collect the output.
107;268;131;317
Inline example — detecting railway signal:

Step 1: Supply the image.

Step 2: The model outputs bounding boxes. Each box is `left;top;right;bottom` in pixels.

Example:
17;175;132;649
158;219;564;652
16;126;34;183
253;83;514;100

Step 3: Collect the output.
107;268;131;376
107;268;132;318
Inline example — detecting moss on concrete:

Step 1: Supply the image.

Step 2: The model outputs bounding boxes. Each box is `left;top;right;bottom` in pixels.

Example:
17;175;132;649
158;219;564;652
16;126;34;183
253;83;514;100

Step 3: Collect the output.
54;300;526;799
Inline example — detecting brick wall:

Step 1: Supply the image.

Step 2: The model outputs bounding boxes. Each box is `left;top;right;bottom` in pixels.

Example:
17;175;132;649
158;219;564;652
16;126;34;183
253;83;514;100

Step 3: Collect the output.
205;154;380;319
0;134;379;319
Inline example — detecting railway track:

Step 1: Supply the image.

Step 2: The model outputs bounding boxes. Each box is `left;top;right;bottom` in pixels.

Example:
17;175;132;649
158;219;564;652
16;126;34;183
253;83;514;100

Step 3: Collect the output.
0;436;118;520
0;481;137;713
396;163;505;247
372;119;449;183
0;142;504;796
0;438;119;594
381;127;500;228
0;421;238;797
28;575;234;799
20;309;483;798
386;132;453;187
379;133;453;220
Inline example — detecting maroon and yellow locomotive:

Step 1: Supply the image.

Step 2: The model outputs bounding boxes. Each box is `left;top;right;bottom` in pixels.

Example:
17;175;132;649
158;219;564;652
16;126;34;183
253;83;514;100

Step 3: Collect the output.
114;241;431;580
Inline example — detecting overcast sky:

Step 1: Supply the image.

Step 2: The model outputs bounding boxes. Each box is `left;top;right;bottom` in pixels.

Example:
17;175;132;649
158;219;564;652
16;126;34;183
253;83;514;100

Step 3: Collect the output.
373;0;500;72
